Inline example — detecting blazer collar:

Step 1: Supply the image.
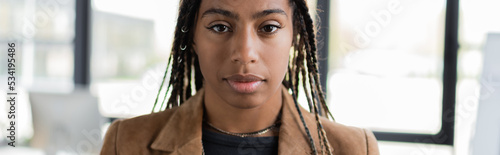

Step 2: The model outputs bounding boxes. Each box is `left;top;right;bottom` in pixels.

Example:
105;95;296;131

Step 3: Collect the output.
150;88;205;154
150;86;319;155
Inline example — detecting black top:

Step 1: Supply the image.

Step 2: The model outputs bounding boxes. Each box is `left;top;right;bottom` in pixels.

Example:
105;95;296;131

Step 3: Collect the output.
202;128;279;155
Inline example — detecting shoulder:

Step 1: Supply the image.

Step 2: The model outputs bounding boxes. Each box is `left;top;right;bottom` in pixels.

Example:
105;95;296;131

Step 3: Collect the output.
319;117;380;155
100;108;178;154
115;108;178;133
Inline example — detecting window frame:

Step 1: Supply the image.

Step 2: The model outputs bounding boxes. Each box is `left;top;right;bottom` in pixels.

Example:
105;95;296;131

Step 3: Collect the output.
74;0;90;86
315;0;458;145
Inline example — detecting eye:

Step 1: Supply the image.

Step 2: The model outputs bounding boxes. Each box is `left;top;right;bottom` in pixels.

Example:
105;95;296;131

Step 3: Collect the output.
207;24;232;33
259;25;281;34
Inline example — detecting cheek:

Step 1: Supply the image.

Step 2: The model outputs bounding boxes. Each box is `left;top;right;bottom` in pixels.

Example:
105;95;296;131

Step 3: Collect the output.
193;25;227;72
262;38;292;81
194;38;227;82
196;48;219;77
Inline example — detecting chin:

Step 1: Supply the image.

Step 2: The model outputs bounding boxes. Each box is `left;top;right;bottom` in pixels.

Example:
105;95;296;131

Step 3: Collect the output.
225;96;266;109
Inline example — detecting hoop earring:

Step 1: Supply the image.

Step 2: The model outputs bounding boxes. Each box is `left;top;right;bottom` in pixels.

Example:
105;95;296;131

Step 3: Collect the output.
181;26;189;33
180;45;187;51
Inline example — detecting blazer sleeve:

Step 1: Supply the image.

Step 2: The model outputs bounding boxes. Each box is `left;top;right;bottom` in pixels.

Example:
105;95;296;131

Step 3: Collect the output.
100;120;121;155
364;129;380;155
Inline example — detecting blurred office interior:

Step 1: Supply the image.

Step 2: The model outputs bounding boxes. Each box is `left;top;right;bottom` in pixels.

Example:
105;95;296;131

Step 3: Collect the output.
0;0;499;154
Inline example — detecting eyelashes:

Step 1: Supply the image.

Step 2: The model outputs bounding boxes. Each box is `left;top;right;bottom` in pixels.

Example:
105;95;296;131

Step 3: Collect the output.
259;25;281;33
206;24;232;33
205;23;283;35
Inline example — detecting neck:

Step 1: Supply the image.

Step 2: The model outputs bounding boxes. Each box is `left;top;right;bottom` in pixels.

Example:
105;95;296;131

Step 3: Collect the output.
203;86;283;137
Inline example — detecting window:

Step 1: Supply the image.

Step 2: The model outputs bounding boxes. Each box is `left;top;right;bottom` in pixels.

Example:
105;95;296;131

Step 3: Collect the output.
328;0;446;135
0;0;76;145
90;0;179;118
320;0;492;154
0;0;75;91
322;0;459;154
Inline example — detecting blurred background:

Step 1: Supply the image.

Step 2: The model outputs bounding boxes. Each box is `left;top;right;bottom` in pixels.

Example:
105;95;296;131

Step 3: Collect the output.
0;0;499;154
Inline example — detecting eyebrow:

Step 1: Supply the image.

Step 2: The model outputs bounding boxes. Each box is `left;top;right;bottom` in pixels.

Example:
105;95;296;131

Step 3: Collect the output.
201;8;287;20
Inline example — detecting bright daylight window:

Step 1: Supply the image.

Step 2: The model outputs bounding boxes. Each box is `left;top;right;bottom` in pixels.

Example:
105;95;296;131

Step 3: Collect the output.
327;0;446;134
91;0;179;118
0;0;76;145
0;0;76;91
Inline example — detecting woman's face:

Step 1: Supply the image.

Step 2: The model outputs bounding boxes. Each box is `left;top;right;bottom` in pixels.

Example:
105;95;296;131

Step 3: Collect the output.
193;0;294;108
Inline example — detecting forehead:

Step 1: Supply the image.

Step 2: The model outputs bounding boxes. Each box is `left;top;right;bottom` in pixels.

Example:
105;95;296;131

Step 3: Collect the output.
198;0;292;18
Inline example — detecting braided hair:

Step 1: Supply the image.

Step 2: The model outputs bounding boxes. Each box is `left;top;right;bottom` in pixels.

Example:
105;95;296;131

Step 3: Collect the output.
152;0;334;154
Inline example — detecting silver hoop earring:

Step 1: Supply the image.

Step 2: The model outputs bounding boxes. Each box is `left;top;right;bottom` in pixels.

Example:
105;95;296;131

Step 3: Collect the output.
181;26;189;33
180;45;187;51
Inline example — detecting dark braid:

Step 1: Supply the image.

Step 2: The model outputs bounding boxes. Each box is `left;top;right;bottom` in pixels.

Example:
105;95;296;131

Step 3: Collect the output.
296;0;333;119
288;65;317;155
292;0;333;154
152;0;200;110
152;0;334;154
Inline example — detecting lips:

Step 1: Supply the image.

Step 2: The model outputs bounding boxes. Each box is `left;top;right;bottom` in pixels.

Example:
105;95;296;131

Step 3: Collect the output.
224;74;264;93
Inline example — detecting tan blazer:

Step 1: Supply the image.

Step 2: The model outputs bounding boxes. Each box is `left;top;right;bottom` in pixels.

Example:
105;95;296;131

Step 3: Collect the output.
101;86;380;155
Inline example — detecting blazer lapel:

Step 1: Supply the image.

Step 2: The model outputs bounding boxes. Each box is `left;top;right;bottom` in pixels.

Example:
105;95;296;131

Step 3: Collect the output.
278;87;322;155
150;89;205;155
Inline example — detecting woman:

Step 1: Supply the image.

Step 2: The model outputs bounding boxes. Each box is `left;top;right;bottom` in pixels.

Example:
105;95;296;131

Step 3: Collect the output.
101;0;379;154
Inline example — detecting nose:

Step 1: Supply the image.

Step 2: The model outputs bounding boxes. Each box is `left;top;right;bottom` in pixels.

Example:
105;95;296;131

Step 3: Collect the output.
231;27;258;65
